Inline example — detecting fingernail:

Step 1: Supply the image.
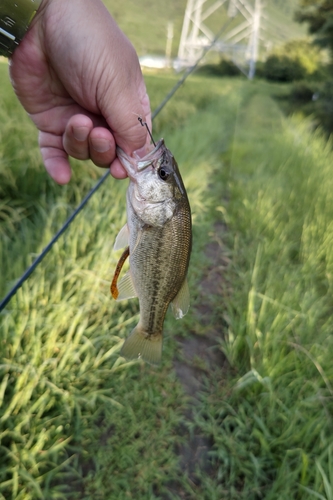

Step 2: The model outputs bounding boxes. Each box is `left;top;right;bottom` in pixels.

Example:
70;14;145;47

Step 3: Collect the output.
93;139;111;153
74;127;89;142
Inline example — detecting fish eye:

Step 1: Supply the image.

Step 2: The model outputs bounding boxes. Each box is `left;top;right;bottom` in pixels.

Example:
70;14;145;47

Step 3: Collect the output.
158;167;170;181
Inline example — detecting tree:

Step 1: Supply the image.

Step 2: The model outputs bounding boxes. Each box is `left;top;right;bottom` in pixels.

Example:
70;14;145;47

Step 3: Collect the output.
295;1;333;53
263;39;323;82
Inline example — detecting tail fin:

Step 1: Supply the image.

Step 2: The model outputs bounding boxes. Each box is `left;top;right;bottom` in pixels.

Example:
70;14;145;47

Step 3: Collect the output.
120;326;162;365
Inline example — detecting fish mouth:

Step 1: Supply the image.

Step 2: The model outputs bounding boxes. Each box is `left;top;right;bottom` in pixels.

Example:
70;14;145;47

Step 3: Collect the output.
136;139;165;171
116;139;166;178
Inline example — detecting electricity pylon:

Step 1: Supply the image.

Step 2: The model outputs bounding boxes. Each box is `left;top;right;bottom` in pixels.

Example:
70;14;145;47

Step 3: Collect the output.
247;0;261;79
177;0;262;78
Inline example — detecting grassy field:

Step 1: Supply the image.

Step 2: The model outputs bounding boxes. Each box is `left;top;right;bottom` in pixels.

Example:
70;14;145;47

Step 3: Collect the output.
0;62;240;499
194;82;333;499
1;58;333;499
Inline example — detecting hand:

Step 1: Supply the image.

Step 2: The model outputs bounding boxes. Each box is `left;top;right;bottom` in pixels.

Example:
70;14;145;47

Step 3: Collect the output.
9;0;151;184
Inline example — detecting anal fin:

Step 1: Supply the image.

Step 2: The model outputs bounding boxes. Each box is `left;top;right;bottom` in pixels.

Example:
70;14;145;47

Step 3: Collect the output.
117;271;137;301
171;278;190;319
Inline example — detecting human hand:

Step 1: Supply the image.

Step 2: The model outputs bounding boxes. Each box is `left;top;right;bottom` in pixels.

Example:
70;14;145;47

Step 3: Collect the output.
9;0;151;184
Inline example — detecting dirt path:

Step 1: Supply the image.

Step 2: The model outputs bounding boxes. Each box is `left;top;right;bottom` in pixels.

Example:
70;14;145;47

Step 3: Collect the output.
170;221;231;495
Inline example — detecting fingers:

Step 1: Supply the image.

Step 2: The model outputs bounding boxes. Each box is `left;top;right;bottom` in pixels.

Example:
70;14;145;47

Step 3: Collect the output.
39;131;72;184
89;127;114;165
63;115;118;168
62;114;92;160
39;114;128;184
110;158;130;179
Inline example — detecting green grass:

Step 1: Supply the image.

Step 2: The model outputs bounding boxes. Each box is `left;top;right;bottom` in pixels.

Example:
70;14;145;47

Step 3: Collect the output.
0;62;241;498
2;56;333;499
191;81;333;498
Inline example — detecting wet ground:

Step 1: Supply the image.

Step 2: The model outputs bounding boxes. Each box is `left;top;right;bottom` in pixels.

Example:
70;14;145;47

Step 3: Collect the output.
170;222;231;495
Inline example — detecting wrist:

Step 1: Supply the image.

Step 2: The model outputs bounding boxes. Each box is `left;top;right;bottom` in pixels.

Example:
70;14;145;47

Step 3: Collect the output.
0;0;43;57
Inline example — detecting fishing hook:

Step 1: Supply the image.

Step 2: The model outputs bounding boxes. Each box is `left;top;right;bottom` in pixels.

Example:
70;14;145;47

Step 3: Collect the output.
138;116;156;147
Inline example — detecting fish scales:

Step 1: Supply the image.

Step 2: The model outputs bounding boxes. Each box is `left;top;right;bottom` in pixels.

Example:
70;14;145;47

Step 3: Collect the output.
129;200;191;335
112;139;192;365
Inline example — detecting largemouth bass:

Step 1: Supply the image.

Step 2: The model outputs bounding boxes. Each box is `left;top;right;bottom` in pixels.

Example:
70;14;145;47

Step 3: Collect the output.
111;139;192;365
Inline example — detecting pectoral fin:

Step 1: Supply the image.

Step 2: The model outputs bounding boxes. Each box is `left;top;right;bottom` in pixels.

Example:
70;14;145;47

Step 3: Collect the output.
111;246;130;299
171;278;190;319
116;271;138;301
114;223;129;250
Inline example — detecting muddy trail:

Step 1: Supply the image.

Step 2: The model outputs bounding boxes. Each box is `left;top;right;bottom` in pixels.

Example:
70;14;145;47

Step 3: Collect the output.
71;222;231;500
168;221;231;497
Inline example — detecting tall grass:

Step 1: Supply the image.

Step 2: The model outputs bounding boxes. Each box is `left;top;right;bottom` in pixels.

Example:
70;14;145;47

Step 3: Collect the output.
3;56;333;498
193;82;333;499
0;62;242;498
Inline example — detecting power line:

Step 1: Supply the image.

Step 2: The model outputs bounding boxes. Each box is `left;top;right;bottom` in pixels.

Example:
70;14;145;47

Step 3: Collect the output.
0;25;229;313
0;172;109;311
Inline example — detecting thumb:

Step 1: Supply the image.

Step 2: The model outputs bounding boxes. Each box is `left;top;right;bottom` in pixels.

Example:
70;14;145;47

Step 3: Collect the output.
97;38;152;156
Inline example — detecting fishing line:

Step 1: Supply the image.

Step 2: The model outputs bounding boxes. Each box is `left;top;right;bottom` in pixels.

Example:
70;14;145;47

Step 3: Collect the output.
0;173;109;311
151;19;234;120
0;19;232;312
138;116;156;146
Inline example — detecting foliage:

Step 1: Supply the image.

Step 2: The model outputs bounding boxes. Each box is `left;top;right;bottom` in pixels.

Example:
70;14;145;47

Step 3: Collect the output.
271;0;300;15
310;78;333;133
289;80;317;103
295;0;333;54
292;2;333;136
2;57;333;498
0;62;241;498
264;53;306;81
196;58;242;78
280;77;333;137
195;81;333;498
263;38;324;81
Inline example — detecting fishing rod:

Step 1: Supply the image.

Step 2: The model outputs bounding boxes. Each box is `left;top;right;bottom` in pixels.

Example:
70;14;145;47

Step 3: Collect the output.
0;19;232;313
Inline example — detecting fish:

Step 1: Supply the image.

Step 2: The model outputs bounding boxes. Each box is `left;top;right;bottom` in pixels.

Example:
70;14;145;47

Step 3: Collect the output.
111;138;192;365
